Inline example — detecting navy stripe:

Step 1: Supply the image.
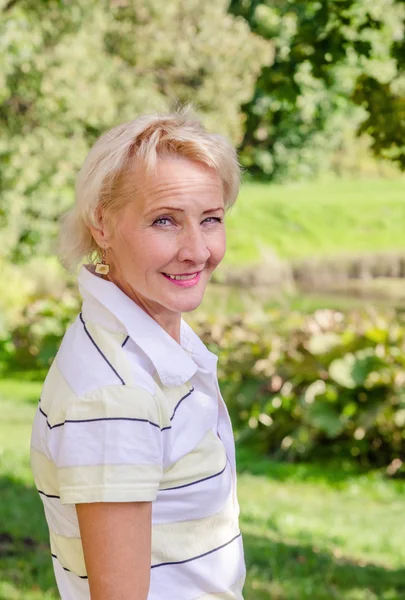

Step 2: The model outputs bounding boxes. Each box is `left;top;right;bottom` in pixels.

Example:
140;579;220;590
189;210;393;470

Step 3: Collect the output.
79;313;125;385
64;416;160;428
38;404;160;430
38;387;194;431
162;462;227;491
38;489;60;500
160;388;195;431
39;406;65;430
151;533;241;569
170;388;194;422
121;335;130;348
53;534;241;576
51;554;88;579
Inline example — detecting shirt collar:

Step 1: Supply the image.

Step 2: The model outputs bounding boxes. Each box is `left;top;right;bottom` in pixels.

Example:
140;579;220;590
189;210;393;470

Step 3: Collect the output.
77;266;218;387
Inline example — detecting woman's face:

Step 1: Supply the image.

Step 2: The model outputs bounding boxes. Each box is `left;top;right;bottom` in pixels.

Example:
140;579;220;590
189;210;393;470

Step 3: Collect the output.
96;157;226;335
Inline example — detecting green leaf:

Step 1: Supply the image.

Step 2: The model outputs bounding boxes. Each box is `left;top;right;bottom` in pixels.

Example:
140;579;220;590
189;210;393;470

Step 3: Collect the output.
304;398;344;438
307;332;341;355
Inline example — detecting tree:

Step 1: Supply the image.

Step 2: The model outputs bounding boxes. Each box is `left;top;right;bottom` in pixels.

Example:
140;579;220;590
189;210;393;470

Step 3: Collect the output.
228;0;405;180
0;0;271;260
353;1;405;168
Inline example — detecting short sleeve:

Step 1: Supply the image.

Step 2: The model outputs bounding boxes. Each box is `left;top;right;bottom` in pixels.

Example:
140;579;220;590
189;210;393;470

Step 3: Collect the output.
46;385;163;505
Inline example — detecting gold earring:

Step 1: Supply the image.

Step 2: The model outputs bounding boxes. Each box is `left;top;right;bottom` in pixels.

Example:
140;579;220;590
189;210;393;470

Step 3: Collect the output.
95;247;110;275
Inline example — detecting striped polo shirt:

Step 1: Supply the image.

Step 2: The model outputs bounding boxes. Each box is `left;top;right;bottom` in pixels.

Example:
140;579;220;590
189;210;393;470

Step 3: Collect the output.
30;265;246;600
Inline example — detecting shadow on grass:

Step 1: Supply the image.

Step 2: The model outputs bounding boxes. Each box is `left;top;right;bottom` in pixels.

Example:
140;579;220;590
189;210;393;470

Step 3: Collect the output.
0;474;58;598
236;445;401;489
243;529;405;600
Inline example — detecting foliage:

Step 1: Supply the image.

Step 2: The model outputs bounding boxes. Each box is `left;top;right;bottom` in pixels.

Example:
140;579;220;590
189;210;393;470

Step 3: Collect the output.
354;73;405;169
353;1;405;168
0;255;78;373
0;292;79;374
0;256;71;333
0;0;270;261
228;0;405;180
192;307;405;469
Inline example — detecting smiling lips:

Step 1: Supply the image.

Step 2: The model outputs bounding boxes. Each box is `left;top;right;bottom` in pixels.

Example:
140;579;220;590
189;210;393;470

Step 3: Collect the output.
164;272;200;280
161;271;202;287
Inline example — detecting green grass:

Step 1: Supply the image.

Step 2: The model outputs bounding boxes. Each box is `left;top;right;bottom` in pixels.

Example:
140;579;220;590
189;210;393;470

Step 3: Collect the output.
0;379;56;600
1;379;405;599
237;448;405;599
224;178;405;265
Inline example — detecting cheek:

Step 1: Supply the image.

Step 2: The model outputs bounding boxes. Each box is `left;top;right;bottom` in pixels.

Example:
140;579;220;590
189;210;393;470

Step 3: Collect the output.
209;230;226;265
119;231;173;272
109;226;143;272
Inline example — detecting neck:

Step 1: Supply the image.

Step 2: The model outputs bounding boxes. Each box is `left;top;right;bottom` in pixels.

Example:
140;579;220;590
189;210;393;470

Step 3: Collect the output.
105;272;182;344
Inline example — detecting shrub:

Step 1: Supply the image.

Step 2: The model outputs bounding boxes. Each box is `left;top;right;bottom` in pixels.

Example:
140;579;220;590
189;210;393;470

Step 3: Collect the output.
0;258;78;375
8;294;80;372
191;307;405;469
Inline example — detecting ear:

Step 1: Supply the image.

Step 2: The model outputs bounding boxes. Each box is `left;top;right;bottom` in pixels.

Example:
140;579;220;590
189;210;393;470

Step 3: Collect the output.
89;206;112;249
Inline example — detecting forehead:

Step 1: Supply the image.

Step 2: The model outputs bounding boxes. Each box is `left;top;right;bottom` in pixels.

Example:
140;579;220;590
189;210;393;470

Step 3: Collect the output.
132;157;224;213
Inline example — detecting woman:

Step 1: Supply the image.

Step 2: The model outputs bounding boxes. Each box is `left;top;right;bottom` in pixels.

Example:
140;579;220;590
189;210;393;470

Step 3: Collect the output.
30;109;246;600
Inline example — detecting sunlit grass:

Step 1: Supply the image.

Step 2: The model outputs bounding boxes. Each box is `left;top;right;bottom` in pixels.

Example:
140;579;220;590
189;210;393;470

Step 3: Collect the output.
224;178;405;265
237;448;405;599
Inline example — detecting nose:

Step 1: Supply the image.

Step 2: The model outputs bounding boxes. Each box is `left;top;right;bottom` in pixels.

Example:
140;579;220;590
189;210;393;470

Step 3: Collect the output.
177;226;211;265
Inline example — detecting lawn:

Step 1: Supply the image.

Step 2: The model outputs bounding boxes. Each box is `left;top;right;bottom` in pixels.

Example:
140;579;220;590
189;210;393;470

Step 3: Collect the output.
224;178;405;265
1;379;405;600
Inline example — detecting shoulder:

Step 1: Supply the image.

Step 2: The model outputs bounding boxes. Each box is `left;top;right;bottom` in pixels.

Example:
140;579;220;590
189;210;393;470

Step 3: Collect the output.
54;313;157;397
38;312;167;429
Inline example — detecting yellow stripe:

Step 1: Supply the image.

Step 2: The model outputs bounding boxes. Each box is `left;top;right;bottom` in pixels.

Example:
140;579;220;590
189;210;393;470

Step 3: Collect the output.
30;448;59;496
40;364;74;423
154;381;192;428
49;507;243;586
151;494;239;566
50;531;86;577
161;429;226;490
85;322;134;387
41;357;190;431
62;384;161;424
41;367;162;427
59;463;162;504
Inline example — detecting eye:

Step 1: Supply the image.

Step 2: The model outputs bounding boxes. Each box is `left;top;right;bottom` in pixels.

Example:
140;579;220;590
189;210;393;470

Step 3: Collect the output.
203;217;223;224
152;216;173;227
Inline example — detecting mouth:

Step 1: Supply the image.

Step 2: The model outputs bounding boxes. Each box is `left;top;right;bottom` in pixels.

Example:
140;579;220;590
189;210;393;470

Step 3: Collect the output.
161;271;203;287
162;271;202;280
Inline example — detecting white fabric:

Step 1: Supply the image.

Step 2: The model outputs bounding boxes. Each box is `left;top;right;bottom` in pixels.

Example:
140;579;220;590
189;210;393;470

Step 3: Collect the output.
30;265;246;599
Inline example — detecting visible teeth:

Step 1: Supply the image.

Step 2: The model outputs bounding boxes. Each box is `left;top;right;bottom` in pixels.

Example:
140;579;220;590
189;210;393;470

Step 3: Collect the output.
166;273;197;281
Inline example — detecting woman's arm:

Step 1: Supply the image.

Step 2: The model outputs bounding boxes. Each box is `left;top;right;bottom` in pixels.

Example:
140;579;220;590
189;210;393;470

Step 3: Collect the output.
76;501;152;600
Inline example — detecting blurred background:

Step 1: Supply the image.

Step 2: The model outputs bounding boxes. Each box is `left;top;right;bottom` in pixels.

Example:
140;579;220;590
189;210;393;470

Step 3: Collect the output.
1;0;405;598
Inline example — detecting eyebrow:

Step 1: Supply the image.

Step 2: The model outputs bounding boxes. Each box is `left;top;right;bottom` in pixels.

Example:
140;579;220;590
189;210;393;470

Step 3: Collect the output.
146;206;225;216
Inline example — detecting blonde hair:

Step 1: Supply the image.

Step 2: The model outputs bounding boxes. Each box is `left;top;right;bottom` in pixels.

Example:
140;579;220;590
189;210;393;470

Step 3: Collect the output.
59;107;240;270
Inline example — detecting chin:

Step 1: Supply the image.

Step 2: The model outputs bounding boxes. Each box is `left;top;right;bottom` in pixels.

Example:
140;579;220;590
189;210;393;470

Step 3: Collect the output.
166;294;205;314
180;301;203;313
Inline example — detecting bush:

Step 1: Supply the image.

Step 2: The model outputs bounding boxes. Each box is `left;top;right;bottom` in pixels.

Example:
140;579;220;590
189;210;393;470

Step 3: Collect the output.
7;294;80;372
191;307;405;469
0;258;78;375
